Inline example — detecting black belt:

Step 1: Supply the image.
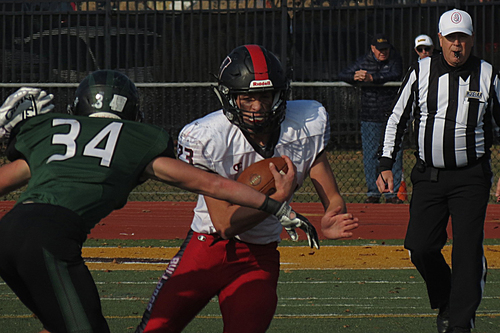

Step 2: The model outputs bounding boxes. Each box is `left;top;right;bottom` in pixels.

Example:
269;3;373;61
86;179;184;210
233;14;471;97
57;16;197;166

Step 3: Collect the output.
415;153;489;182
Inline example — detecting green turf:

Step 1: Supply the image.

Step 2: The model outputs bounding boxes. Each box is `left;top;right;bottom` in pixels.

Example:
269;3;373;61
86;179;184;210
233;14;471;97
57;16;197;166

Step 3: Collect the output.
2;268;500;332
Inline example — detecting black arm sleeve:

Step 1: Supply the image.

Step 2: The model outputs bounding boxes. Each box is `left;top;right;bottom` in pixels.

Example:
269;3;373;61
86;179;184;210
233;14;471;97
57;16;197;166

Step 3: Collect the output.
5;128;26;162
158;136;176;159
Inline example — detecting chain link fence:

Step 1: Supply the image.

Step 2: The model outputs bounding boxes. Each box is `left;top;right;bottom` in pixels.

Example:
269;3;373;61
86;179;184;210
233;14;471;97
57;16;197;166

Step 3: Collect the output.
1;0;500;203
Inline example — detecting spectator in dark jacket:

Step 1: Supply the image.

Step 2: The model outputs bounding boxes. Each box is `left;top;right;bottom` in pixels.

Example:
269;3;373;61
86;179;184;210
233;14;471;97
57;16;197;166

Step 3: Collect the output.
338;33;403;204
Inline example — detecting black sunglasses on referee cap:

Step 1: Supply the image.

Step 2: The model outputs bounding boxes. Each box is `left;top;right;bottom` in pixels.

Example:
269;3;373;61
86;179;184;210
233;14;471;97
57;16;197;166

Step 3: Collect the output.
416;46;431;53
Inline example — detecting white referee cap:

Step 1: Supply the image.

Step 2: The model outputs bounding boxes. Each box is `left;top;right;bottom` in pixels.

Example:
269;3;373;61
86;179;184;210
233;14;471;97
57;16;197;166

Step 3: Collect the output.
439;9;473;37
414;35;433;48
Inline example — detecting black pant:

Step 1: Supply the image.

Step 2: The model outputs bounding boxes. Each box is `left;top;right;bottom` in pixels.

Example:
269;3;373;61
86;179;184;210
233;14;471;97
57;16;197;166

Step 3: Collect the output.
404;159;491;329
0;203;110;333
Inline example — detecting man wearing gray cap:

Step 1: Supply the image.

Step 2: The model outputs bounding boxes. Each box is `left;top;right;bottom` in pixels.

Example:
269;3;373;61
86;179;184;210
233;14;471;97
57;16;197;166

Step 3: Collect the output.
338;33;403;204
377;9;500;333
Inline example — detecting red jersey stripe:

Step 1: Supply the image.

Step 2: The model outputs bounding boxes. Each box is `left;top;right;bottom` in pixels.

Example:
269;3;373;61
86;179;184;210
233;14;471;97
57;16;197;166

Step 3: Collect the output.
245;45;269;80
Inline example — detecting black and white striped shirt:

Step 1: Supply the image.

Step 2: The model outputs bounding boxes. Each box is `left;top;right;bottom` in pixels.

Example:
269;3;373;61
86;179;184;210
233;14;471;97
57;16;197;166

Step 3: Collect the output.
379;54;500;170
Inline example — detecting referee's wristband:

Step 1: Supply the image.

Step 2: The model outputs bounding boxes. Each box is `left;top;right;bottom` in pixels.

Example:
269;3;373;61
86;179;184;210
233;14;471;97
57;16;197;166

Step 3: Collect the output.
258;196;283;215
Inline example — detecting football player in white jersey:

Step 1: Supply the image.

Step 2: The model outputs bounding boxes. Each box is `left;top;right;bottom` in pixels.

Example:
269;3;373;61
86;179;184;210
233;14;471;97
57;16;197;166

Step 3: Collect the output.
136;45;359;333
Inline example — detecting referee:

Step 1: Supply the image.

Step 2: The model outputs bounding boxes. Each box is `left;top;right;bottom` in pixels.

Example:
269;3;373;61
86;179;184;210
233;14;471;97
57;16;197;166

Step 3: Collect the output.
376;9;500;333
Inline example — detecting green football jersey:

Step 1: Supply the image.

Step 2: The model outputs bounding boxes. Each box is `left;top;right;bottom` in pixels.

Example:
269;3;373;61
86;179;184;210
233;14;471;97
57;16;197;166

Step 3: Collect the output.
9;113;174;233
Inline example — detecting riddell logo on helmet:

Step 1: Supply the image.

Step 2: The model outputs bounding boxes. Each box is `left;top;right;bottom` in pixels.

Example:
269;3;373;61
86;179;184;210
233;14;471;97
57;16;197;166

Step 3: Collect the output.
250;80;273;88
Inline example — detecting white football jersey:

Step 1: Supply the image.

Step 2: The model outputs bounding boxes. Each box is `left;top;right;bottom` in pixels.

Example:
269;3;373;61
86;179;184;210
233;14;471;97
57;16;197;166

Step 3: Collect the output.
177;100;330;244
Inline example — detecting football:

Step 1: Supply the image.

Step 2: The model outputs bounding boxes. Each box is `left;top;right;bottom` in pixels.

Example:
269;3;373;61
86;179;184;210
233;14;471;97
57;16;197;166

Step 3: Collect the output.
236;157;288;195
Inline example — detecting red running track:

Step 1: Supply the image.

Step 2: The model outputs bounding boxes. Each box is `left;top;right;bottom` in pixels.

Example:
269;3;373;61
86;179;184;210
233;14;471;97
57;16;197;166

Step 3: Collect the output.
1;201;500;240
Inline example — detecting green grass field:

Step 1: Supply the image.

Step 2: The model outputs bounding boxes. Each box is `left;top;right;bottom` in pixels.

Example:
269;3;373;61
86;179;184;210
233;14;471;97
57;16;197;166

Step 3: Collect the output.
1;240;500;332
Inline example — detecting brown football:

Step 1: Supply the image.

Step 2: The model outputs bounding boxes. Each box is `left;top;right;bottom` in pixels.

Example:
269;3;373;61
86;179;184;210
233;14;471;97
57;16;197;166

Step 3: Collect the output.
236;157;288;195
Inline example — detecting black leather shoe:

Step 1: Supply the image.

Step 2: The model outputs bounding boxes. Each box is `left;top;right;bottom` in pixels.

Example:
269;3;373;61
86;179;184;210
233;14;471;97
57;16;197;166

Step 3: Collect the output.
386;197;404;204
450;328;471;333
364;196;380;204
436;313;450;333
437;304;450;333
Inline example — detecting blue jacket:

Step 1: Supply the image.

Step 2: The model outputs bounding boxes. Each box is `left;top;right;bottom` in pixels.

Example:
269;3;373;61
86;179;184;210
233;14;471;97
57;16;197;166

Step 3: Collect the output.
338;47;403;122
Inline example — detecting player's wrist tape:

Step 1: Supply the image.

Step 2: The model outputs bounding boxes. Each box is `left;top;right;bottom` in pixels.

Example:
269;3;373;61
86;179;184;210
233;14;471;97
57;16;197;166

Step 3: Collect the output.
258;196;282;215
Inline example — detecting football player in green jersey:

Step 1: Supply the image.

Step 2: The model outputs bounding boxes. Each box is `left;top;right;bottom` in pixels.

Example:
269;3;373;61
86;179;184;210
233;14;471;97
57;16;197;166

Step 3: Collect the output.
0;70;312;333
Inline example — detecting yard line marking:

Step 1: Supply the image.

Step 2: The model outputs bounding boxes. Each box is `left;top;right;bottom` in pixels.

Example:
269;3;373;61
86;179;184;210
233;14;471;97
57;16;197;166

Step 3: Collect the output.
6;293;500;301
81;245;500;270
4;280;500;286
272;312;500;319
277;304;425;308
277;280;424;284
2;312;500;320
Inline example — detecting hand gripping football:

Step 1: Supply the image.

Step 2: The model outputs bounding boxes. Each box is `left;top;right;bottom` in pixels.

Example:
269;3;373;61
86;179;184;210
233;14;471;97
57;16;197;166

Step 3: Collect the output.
236;157;288;195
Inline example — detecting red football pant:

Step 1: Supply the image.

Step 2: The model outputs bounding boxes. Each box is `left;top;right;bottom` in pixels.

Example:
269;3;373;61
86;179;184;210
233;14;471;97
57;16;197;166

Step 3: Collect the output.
138;231;280;333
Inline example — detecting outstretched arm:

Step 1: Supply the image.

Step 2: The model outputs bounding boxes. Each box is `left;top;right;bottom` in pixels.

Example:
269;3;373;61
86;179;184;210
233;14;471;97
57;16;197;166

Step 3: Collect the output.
309;153;358;240
0;87;54;139
0;159;31;197
143;156;294;220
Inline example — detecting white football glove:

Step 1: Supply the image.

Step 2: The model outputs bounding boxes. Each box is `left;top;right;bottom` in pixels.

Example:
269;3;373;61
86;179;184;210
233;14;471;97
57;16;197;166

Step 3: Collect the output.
275;203;320;249
0;87;55;139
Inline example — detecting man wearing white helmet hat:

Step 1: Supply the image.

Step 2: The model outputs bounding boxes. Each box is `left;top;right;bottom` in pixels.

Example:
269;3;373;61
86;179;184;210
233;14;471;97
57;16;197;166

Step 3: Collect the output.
377;9;500;333
414;34;434;60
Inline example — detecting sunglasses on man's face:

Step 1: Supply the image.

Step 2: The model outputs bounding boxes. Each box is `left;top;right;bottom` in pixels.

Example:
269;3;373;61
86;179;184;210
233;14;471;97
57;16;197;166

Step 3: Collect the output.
417;46;431;53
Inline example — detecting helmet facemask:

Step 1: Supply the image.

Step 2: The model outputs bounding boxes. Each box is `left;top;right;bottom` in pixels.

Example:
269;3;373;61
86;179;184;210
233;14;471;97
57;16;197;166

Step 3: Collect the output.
214;85;287;134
